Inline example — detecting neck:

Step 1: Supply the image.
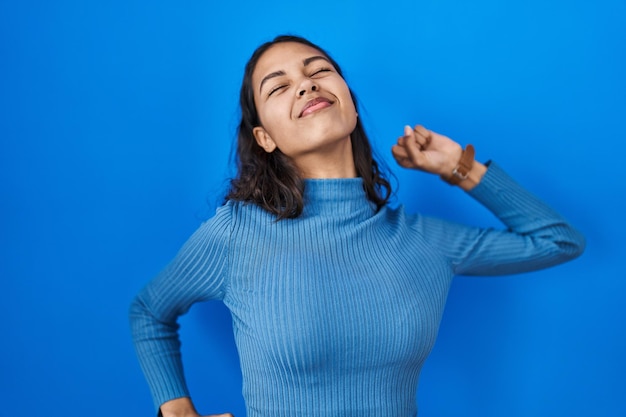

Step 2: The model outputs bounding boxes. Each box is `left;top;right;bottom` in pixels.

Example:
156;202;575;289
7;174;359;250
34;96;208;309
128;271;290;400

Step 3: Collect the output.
302;177;375;219
295;137;357;178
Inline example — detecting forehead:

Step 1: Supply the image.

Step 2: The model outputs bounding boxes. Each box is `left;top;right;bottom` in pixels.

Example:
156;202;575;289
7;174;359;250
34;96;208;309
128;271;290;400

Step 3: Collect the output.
252;42;326;85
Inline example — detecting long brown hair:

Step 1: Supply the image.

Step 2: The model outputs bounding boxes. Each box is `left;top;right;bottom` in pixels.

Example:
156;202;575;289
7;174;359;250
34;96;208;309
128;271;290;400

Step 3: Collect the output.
226;35;392;219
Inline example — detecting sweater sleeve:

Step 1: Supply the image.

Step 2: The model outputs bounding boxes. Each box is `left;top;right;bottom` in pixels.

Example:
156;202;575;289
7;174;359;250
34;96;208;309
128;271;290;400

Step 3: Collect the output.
416;162;585;276
129;203;232;411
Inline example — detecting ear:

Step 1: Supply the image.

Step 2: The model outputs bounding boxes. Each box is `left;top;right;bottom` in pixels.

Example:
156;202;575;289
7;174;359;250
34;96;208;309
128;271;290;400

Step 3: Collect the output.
253;126;277;153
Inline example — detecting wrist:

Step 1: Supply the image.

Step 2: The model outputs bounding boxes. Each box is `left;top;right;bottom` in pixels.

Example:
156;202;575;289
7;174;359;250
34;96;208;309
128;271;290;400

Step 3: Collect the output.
440;144;486;191
159;397;198;417
457;161;487;191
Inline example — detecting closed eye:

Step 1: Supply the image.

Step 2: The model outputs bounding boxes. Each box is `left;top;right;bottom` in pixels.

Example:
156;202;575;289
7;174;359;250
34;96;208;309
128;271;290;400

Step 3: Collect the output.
311;67;332;77
268;84;288;97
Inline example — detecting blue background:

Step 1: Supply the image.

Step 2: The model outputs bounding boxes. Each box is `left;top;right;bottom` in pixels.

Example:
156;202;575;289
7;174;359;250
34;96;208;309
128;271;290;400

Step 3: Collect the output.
1;1;624;416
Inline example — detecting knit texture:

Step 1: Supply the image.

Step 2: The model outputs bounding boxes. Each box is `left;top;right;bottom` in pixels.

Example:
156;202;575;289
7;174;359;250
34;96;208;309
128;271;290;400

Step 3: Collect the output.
129;163;585;416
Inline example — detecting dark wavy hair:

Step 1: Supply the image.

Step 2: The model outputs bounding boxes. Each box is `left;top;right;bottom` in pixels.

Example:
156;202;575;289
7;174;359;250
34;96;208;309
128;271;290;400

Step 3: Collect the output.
226;35;392;219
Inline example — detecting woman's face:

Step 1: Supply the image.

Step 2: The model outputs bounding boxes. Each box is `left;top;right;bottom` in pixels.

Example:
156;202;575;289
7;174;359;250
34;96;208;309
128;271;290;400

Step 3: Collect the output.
251;42;358;170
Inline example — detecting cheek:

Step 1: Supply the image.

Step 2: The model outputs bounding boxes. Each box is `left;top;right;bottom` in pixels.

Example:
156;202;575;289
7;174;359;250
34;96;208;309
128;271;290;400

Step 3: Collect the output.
260;111;288;141
335;83;356;113
258;98;292;134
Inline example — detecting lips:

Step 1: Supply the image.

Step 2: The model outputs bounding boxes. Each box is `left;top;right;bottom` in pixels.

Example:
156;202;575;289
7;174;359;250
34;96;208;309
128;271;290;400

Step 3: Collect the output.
299;97;333;118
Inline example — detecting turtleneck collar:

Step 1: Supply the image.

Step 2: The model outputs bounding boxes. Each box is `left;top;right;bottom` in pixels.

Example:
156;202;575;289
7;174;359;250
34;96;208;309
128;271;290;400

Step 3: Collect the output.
302;178;377;219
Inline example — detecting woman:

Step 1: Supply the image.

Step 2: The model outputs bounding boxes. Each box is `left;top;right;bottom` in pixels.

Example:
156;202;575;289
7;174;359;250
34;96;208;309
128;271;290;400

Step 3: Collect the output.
129;35;585;417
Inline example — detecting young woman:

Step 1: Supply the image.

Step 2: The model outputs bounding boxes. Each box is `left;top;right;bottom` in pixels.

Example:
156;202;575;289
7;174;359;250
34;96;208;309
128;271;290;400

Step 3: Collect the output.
129;35;585;417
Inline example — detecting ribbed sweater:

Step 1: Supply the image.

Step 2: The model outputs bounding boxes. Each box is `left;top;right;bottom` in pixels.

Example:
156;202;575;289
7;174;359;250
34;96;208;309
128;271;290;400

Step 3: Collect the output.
129;163;585;416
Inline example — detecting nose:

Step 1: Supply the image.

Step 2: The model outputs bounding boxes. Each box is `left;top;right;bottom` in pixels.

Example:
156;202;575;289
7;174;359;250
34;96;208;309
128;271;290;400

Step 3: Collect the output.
298;83;318;97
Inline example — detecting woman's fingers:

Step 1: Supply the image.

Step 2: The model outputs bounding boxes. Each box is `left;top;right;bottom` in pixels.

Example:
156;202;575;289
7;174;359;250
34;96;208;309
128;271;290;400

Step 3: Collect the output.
400;126;428;168
392;130;423;169
412;125;432;150
391;144;412;168
402;125;428;150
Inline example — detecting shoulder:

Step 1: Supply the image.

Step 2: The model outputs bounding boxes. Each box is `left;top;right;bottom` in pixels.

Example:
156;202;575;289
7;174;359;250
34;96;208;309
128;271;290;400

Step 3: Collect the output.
177;202;237;257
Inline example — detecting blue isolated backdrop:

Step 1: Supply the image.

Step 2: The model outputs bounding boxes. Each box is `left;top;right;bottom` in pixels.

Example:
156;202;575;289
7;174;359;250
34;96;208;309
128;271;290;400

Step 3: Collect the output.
1;1;624;416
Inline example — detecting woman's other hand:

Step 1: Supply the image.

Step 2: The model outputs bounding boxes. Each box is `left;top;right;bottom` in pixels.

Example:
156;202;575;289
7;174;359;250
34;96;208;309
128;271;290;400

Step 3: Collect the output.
159;397;233;417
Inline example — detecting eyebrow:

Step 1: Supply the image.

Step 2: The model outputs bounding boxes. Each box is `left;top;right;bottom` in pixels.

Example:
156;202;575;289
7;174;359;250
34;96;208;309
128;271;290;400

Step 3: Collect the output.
258;55;331;94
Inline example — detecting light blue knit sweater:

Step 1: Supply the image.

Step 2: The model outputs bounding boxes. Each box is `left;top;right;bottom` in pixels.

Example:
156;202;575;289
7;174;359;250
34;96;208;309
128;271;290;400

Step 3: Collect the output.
129;163;585;416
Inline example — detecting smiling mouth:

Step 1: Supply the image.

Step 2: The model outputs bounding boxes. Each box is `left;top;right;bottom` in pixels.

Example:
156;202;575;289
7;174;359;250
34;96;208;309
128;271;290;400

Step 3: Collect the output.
299;97;334;118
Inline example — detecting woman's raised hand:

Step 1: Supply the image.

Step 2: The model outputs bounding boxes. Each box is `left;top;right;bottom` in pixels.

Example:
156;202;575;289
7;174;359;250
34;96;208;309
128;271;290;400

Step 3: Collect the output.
391;124;486;190
391;125;463;176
